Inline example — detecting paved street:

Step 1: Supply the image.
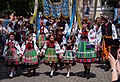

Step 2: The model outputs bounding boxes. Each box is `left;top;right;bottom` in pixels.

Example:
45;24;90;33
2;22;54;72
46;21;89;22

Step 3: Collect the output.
0;60;114;82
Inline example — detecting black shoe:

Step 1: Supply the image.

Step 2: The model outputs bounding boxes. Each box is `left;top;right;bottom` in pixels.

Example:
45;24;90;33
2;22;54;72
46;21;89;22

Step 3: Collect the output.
105;66;110;72
102;61;106;66
86;74;90;79
33;69;36;76
83;66;87;77
9;75;13;79
105;60;111;72
27;73;32;77
33;72;36;76
49;75;53;77
83;70;87;77
86;69;90;79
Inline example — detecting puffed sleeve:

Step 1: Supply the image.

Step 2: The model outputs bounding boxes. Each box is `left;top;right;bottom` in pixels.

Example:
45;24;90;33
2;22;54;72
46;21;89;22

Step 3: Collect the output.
33;33;36;43
55;42;61;54
41;42;47;54
34;41;40;55
112;24;117;40
88;28;96;45
77;30;82;44
73;45;76;53
96;26;102;44
21;42;26;55
15;41;22;55
44;28;49;37
59;45;65;57
62;23;69;35
60;36;66;46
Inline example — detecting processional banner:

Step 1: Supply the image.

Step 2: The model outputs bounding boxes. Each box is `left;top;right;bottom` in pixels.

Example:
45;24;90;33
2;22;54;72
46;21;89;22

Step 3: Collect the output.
43;0;69;18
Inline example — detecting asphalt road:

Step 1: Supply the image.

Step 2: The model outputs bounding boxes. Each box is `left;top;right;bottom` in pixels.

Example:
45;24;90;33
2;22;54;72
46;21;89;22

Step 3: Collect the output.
0;59;115;82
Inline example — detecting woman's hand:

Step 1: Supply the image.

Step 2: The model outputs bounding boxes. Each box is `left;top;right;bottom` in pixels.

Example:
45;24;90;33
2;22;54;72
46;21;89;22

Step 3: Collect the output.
59;53;63;59
108;53;118;69
117;48;120;59
117;48;120;74
39;52;43;57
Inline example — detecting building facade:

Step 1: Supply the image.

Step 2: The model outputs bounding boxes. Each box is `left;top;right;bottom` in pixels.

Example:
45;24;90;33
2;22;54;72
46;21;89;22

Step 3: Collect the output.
75;0;120;19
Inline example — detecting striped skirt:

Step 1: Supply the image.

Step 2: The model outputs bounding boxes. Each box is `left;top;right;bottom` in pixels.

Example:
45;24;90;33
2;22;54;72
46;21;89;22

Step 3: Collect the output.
5;48;21;66
22;49;38;66
44;48;58;64
76;41;98;63
38;34;46;48
63;50;76;64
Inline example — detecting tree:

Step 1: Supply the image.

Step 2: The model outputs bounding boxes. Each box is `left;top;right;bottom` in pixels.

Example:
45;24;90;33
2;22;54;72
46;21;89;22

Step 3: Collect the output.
0;0;43;17
101;0;119;7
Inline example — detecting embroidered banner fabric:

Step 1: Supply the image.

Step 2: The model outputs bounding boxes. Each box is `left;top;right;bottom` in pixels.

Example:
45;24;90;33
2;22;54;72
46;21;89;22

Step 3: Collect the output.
43;0;69;18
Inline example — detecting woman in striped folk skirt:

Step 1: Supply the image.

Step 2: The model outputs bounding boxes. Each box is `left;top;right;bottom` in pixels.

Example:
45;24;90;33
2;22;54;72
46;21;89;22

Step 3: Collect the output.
76;41;97;63
76;24;97;79
40;35;61;77
38;25;48;49
3;32;22;78
61;35;76;78
21;33;40;77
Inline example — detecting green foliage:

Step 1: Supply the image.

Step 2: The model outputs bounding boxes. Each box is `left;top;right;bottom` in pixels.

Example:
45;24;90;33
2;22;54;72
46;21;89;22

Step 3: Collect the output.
0;0;43;17
101;0;119;7
38;0;43;12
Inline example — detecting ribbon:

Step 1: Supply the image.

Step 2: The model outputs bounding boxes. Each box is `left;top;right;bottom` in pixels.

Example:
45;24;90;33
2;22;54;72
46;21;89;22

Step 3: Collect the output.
36;13;40;41
76;0;82;30
30;0;38;24
66;0;76;39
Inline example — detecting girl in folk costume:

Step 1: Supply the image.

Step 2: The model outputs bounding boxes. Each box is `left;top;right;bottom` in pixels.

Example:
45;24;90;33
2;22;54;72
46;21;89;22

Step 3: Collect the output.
76;24;97;79
3;32;22;78
38;22;49;49
40;34;61;77
61;35;76;78
21;33;40;77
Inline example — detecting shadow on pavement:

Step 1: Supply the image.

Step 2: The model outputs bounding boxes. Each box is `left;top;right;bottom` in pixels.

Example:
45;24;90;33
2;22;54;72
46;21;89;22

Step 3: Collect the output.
43;71;96;78
95;64;107;70
60;71;96;78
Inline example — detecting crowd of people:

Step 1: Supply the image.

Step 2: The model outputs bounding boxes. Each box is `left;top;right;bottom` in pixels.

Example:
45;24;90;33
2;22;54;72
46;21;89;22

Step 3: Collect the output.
0;14;120;82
